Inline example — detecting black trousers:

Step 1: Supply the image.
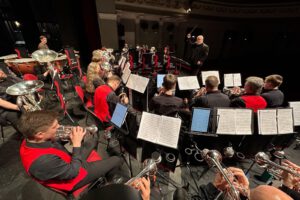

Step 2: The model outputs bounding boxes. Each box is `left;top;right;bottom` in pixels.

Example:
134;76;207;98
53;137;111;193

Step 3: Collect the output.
0;110;20;131
72;137;124;191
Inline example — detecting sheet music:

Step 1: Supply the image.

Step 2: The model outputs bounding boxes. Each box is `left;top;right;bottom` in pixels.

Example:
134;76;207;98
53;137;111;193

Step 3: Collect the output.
121;65;131;84
277;109;294;134
111;103;128;128
201;71;220;85
177;76;200;90
216;109;236;135
258;109;278;135
289;101;300;126
233;73;242;87
137;112;181;149
235;109;252;135
126;74;149;93
137;112;161;143
158;116;181;149
224;73;242;87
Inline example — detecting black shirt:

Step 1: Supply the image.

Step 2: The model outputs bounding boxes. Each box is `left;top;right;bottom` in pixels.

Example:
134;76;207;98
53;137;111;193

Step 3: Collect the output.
261;89;284;108
149;94;184;117
190;91;230;108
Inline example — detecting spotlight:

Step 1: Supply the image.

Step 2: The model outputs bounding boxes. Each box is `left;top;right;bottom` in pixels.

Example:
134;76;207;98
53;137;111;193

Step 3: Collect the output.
186;8;192;13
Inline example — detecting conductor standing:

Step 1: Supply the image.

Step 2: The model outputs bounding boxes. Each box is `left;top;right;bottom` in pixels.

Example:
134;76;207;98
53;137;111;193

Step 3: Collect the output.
187;34;209;76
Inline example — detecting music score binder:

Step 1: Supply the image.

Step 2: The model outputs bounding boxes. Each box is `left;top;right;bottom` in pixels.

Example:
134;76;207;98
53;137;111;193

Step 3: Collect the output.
137;112;181;149
216;108;253;135
224;73;242;87
110;103;128;128
258;108;294;135
288;101;300;126
190;107;211;133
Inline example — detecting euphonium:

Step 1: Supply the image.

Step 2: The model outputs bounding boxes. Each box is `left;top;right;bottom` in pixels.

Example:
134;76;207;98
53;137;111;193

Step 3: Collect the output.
16;93;42;112
203;149;245;200
56;125;98;141
255;152;300;179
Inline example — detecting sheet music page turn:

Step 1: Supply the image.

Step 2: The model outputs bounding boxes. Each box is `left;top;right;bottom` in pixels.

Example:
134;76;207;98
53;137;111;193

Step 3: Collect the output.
258;109;277;135
216;109;236;134
126;74;149;93
137;112;161;143
158;116;182;149
277;109;293;134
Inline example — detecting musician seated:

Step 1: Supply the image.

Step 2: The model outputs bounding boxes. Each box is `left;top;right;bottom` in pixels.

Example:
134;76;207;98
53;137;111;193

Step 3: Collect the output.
279;160;300;200
0;69;23;130
19;110;123;193
94;75;129;124
261;74;285;108
149;74;185;117
190;75;230;108
230;76;267;112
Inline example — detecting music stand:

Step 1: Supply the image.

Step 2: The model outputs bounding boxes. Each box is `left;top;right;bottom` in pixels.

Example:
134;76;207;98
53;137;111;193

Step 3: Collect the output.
110;103;135;177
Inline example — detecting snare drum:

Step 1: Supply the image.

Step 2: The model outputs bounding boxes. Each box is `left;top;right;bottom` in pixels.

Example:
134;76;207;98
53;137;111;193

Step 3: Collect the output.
7;58;38;75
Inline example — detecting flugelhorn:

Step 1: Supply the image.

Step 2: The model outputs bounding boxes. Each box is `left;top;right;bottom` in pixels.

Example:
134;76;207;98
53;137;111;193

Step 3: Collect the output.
203;149;245;200
255;152;300;179
56;125;98;141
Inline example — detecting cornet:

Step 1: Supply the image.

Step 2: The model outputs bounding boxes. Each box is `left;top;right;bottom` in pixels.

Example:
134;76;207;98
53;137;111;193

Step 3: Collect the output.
255;152;300;179
203;149;248;200
56;125;98;141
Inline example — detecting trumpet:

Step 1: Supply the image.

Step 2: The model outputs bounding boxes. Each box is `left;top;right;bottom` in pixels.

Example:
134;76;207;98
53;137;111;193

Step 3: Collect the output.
203;149;247;200
56;125;98;141
125;158;158;185
255;152;300;179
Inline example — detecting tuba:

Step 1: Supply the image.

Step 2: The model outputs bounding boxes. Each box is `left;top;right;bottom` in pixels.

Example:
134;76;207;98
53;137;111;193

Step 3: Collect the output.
32;49;58;79
6;80;44;112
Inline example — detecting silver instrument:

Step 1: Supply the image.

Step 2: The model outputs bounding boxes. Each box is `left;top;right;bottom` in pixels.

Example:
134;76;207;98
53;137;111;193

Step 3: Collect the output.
203;149;243;200
6;80;44;112
255;152;300;179
184;147;204;162
223;146;245;160
32;49;59;80
56;125;98;141
165;153;176;163
125;158;158;185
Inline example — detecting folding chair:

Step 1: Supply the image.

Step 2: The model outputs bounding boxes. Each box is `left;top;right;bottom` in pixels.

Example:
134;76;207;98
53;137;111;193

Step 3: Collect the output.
64;47;82;78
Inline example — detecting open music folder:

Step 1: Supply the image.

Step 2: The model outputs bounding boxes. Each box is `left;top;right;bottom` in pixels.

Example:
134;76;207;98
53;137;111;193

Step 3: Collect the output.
201;70;220;85
177;76;200;90
121;64;131;84
258;108;294;135
137;112;182;149
224;73;242;87
126;74;149;94
216;108;253;135
288;101;300;126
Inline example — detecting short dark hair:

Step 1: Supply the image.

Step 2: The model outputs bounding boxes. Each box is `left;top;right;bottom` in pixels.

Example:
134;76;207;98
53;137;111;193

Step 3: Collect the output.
107;75;121;83
19;110;59;139
265;74;283;87
205;75;219;89
162;74;177;90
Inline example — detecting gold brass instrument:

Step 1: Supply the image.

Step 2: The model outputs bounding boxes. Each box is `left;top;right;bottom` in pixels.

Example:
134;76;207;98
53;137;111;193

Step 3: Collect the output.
203;149;246;200
255;152;300;179
56;125;98;141
6;80;44;112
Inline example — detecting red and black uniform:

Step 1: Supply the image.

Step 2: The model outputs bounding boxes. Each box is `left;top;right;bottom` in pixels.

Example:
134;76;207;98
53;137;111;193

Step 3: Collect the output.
94;84;114;122
230;95;267;112
20;139;122;192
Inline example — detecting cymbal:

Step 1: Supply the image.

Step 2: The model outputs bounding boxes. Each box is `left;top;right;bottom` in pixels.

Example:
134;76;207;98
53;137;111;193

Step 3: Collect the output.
9;58;36;63
6;80;44;95
0;54;18;60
